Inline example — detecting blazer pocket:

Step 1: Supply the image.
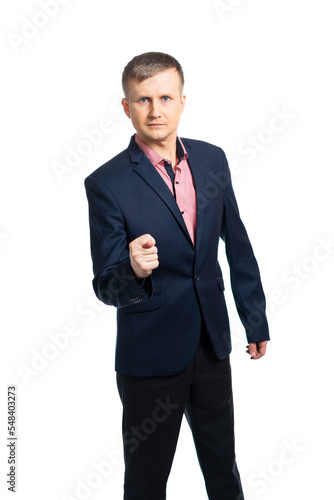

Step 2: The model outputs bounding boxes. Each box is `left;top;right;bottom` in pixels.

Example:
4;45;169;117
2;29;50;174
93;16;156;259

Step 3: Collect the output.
217;276;225;292
124;291;166;314
204;185;220;194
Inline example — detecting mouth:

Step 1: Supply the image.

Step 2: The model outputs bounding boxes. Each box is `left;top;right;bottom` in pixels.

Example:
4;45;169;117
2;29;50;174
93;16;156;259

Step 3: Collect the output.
147;124;165;127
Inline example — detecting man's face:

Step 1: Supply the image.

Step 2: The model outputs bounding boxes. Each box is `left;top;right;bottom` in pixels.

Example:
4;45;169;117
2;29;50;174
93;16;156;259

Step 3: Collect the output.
122;68;186;144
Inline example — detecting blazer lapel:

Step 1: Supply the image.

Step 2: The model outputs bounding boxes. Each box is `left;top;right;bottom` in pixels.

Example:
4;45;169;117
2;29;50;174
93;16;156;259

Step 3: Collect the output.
128;135;194;247
184;142;205;251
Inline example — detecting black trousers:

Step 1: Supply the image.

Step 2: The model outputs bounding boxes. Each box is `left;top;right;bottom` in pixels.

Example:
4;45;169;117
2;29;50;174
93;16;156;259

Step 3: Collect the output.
116;322;244;500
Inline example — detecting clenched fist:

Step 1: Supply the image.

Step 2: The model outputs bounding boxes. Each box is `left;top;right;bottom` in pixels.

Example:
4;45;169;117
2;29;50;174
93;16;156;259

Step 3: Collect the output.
246;340;269;360
129;234;159;280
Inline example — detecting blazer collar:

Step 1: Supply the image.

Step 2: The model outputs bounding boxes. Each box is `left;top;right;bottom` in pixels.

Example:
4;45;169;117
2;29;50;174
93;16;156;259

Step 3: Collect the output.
127;134;205;250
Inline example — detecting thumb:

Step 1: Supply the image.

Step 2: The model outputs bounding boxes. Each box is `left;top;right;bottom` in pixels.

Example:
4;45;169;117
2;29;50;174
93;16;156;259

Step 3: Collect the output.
247;342;257;359
142;235;156;249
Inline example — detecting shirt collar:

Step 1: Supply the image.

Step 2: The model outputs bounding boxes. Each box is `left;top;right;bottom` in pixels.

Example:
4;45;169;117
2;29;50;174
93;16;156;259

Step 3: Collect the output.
135;133;188;167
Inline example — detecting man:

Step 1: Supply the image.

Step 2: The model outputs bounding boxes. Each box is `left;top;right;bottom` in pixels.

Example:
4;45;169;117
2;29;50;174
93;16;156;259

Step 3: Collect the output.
84;51;270;500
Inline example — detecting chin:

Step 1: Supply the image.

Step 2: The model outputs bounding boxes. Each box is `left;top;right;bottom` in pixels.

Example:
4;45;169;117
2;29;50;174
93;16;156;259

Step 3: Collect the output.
145;128;167;139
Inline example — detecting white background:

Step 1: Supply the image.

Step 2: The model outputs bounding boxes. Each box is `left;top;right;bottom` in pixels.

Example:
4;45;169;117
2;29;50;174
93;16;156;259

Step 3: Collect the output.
1;0;333;498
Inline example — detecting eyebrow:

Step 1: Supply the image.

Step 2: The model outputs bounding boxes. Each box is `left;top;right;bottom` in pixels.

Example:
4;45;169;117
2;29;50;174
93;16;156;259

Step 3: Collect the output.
135;93;174;99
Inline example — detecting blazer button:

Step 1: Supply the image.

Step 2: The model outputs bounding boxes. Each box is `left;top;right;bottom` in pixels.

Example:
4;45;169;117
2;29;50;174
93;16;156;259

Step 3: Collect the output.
194;274;200;282
131;295;143;303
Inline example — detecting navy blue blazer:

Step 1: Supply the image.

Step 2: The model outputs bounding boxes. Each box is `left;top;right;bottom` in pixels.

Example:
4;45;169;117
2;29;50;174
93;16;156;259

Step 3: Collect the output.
84;134;270;376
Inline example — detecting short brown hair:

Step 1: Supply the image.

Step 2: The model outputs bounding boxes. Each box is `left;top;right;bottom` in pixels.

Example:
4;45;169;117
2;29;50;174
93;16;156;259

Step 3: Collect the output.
122;51;184;100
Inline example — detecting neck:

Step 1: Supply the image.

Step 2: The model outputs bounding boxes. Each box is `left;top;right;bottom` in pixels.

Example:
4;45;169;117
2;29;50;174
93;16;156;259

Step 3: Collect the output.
137;132;178;168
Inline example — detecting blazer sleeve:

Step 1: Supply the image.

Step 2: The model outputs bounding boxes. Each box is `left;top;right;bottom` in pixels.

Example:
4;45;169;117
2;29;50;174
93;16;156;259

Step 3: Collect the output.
84;174;153;308
219;149;270;343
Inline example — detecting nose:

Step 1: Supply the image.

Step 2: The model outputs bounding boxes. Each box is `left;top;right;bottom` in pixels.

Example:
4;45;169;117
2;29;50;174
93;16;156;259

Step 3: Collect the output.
148;99;161;118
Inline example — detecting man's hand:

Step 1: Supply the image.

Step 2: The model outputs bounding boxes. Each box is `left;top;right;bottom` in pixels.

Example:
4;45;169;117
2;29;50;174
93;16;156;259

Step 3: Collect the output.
246;340;268;360
129;234;159;280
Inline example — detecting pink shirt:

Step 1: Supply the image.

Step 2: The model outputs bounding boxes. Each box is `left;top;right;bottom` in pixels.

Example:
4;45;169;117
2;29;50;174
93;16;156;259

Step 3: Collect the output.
135;133;197;246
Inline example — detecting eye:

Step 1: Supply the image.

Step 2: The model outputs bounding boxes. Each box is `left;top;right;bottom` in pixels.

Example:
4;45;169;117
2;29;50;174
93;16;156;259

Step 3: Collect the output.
139;97;148;103
162;96;170;102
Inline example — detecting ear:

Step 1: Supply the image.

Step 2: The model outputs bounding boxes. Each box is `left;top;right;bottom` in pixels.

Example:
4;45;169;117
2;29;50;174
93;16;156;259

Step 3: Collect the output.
180;94;186;114
121;98;131;119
